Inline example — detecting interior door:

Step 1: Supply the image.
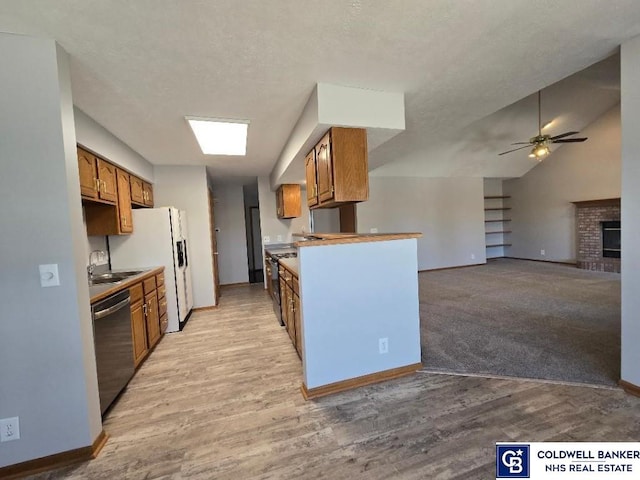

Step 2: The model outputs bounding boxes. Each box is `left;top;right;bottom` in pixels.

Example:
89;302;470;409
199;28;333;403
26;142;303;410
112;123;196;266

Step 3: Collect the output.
208;189;221;303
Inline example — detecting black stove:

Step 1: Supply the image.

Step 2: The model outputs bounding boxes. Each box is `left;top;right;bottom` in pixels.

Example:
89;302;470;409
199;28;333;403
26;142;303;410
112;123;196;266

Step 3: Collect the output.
267;251;297;326
271;252;297;260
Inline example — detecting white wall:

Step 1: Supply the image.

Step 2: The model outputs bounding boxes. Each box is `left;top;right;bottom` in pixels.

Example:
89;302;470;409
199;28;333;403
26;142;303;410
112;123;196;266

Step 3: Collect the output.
0;34;101;468
621;37;640;387
357;177;486;270
212;184;249;285
258;176;310;243
300;239;421;389
503;104;621;262
74;108;154;181
153;166;216;307
75;108;155;268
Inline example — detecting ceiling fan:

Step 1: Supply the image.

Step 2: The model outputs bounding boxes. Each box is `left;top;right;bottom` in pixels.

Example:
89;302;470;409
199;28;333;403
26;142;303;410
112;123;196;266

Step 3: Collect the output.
498;90;588;159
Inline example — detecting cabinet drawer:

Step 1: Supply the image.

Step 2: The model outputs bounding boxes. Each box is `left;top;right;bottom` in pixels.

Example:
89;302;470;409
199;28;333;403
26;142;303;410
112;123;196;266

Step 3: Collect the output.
143;276;157;295
159;296;167;317
130;283;143;305
156;272;164;287
292;275;299;295
157;283;166;300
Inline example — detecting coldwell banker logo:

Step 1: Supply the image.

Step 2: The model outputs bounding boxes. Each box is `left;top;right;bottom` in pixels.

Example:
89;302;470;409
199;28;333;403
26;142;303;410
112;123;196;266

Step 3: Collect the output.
496;444;530;478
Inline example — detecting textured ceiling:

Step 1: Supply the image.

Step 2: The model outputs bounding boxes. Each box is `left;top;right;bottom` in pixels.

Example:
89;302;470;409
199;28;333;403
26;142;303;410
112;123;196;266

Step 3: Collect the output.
0;1;639;182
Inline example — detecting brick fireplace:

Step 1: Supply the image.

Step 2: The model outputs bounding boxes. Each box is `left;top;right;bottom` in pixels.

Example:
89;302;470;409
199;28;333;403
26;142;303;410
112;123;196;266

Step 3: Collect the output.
573;198;621;273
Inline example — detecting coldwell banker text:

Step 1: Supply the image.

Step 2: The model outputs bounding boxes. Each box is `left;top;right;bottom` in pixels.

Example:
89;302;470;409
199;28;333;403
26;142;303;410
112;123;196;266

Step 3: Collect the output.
539;449;639;473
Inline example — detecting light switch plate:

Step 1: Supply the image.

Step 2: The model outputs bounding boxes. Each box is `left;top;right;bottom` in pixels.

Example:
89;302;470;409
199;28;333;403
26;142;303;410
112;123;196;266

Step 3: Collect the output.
39;264;60;287
370;228;378;233
264;236;270;243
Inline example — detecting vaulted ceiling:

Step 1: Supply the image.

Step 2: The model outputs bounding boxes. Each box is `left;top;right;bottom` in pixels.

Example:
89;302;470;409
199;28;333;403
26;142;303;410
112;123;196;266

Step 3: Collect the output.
0;1;637;182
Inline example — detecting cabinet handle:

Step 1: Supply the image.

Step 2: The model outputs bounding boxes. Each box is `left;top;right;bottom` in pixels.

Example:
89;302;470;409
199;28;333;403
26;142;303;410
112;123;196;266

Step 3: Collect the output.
101;180;106;192
143;304;147;315
94;178;100;192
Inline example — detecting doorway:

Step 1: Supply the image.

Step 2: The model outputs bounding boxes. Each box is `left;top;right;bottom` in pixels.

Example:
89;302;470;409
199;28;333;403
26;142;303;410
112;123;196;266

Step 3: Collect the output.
243;183;263;284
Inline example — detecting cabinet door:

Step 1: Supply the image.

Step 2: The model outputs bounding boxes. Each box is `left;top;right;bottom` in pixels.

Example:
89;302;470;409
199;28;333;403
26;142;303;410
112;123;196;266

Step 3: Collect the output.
116;169;133;233
293;291;301;357
145;292;161;348
131;301;148;367
77;148;98;199
130;175;145;205
276;186;284;218
143;182;154;206
97;159;118;203
287;284;295;343
305;151;318;207
315;132;334;204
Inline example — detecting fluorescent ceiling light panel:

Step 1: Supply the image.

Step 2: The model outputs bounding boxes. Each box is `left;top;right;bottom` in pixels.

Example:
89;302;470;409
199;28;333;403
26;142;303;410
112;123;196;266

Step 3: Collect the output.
186;117;249;155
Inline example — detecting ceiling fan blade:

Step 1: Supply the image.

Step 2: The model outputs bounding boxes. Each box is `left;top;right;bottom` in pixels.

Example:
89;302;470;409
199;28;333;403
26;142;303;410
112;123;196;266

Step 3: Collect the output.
511;142;531;145
549;131;579;140
499;145;532;155
552;137;588;143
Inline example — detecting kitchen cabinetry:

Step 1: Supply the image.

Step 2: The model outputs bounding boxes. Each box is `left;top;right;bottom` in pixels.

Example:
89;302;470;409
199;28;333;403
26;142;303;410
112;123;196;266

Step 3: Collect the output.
276;184;301;219
77;147;117;204
305;150;318;208
130;176;154;208
157;272;167;333
116;169;133;233
79;145;154;235
143;275;161;349
279;263;301;358
305;127;368;209
129;283;148;367
143;182;154;207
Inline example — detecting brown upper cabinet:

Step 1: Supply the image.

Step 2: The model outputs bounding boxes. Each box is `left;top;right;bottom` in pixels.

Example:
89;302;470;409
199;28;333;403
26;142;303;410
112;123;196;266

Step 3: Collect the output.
130;176;154;208
305;127;368;209
116;169;133;233
143;182;154;207
130;175;145;205
77;147;117;204
305;150;318;208
276;184;301;219
79;145;153;235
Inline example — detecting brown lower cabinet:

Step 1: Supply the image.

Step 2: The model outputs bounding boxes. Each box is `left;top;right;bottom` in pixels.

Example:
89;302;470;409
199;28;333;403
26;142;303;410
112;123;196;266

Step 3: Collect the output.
129;269;165;368
279;264;302;359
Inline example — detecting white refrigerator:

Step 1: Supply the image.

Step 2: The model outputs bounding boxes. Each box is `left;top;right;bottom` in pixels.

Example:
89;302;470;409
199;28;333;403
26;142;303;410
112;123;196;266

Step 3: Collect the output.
109;207;194;332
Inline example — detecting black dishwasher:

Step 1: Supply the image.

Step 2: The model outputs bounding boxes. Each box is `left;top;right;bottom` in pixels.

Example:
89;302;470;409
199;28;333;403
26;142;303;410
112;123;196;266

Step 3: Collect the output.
91;289;134;415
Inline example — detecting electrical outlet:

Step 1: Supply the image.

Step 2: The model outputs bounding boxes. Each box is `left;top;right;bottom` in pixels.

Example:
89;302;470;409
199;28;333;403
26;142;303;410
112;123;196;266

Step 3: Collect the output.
0;417;20;442
277;235;283;242
370;227;378;234
471;253;476;260
541;249;546;256
264;236;270;243
378;337;389;354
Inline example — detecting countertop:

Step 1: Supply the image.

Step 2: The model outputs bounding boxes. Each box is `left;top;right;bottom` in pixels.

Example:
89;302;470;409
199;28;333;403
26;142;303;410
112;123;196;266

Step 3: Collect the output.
264;244;297;257
278;257;299;276
89;266;164;303
292;232;422;247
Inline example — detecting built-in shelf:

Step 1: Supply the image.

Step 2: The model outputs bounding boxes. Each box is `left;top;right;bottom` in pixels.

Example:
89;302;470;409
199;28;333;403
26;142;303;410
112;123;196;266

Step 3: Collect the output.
484;193;511;257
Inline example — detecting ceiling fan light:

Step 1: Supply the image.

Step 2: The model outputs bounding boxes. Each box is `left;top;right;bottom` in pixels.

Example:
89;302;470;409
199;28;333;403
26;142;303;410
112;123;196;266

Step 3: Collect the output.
529;152;536;158
535;145;550;157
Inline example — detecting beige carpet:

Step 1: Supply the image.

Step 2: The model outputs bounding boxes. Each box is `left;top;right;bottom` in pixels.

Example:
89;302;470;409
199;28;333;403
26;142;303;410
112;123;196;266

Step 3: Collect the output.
420;258;621;386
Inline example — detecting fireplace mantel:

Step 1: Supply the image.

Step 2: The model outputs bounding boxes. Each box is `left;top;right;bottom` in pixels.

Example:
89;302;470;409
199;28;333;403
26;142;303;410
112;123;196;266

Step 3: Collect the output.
572;198;620;208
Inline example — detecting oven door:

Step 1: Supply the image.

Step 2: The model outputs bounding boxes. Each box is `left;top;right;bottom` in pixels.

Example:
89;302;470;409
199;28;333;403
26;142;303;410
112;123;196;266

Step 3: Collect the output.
270;258;284;326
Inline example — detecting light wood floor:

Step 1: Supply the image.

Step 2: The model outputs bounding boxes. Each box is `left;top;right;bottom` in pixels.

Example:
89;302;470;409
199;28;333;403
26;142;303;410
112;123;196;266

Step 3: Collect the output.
32;285;640;480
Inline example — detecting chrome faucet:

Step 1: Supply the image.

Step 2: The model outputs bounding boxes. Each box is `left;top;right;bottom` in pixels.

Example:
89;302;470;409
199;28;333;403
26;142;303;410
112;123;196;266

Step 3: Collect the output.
88;250;104;281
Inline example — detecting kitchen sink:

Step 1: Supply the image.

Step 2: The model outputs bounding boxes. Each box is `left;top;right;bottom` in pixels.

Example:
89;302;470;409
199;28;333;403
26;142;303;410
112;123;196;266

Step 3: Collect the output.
89;270;144;286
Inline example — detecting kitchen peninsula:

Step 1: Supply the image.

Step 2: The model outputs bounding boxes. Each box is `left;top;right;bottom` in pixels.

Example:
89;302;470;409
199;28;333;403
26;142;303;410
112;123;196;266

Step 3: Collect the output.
273;232;423;399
